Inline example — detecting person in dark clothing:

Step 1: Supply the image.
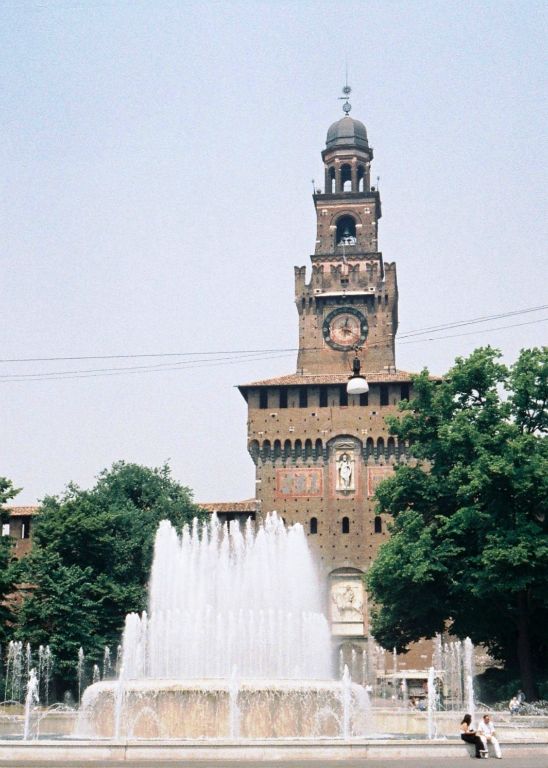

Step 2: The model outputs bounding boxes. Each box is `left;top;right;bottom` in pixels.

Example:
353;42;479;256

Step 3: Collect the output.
460;713;488;758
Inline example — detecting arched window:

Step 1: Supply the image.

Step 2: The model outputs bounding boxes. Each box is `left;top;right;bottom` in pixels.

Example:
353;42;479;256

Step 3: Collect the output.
294;439;302;458
342;517;350;534
310;517;318;535
366;437;375;458
329;166;336;193
273;439;282;459
262;440;271;459
315;438;323;459
387;437;396;458
304;439;313;459
377;437;385;457
284;439;292;459
374;516;382;533
249;440;260;462
336;215;357;245
357;165;365;192
340;164;352;192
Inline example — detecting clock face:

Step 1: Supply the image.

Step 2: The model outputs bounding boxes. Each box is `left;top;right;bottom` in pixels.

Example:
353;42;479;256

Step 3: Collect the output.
322;307;368;351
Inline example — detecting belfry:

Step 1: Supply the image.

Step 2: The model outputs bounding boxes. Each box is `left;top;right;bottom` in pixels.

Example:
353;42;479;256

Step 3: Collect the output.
237;87;426;675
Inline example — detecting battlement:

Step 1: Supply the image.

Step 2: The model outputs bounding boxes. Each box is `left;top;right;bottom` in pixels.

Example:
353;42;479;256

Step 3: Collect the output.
294;259;397;298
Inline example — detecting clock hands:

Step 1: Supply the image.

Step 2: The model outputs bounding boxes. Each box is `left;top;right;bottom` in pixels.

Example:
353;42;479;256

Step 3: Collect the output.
339;318;356;337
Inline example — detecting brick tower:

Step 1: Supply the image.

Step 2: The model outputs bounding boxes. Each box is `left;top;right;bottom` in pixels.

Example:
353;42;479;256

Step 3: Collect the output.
238;89;428;681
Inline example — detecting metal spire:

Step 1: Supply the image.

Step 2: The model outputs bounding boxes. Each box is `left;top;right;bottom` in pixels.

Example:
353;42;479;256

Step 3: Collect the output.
338;66;352;115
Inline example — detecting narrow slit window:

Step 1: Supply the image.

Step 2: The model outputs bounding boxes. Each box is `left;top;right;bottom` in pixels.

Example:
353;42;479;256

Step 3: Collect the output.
310;517;318;535
342;517;350;534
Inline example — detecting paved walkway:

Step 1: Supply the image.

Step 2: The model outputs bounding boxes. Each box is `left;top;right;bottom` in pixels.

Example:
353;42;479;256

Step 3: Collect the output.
7;759;548;768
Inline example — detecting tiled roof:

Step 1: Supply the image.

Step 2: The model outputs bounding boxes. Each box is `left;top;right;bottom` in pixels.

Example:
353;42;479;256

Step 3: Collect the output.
6;502;261;517
199;499;259;514
239;370;434;387
6;506;39;518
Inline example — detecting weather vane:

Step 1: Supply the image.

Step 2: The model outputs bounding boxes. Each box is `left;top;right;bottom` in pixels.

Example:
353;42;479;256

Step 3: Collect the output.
338;66;352;115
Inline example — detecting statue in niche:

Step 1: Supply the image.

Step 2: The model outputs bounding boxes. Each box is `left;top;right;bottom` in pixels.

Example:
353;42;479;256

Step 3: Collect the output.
336;451;354;491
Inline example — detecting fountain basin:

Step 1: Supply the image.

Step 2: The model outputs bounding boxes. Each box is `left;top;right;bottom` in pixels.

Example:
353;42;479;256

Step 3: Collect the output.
77;678;369;739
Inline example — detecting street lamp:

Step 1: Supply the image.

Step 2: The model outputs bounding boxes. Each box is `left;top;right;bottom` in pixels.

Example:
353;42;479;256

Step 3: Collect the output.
347;349;368;395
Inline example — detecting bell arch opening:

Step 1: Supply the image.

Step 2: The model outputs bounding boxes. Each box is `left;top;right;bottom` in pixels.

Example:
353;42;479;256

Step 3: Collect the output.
336;215;357;246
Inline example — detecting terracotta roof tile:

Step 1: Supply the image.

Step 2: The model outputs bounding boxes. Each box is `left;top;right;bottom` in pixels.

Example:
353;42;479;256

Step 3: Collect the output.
199;499;259;514
239;370;436;387
6;506;39;518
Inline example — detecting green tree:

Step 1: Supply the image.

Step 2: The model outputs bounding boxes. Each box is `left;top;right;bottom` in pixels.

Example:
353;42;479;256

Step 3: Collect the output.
0;477;20;642
366;347;548;700
15;461;205;695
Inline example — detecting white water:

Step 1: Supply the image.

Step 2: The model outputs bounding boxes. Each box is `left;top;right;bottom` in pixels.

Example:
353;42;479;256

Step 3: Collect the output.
426;666;436;739
23;669;39;740
119;513;332;681
464;637;475;718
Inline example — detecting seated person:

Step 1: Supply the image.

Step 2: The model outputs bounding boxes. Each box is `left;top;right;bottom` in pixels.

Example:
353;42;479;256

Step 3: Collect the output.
477;713;502;759
460;713;487;759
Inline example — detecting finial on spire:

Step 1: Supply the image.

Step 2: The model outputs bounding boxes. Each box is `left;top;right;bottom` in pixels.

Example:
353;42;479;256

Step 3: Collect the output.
339;66;352;115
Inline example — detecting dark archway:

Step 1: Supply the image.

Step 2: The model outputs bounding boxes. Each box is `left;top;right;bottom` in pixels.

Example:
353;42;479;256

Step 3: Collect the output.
336;215;357;245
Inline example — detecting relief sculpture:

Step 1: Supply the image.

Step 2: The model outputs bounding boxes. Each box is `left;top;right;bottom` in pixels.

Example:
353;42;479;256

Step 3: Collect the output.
330;581;364;622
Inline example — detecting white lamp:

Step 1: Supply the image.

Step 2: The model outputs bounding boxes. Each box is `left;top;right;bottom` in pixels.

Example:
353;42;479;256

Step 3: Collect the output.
347;353;368;395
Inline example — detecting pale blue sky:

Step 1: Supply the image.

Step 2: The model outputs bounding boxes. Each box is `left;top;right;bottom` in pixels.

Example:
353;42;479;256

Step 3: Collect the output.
1;0;546;505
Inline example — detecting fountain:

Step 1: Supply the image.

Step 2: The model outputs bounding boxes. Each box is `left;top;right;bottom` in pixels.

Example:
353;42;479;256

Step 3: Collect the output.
77;513;370;739
23;669;39;740
4;641;23;703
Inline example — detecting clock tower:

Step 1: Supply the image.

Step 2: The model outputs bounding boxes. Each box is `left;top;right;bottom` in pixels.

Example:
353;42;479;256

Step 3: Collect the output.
238;88;432;683
297;92;398;376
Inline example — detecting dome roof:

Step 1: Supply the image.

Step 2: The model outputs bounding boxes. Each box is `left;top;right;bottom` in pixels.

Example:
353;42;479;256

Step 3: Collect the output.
326;116;368;150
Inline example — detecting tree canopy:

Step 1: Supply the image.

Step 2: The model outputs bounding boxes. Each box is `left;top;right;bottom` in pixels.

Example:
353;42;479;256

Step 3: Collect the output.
366;347;548;700
14;461;205;694
0;476;20;643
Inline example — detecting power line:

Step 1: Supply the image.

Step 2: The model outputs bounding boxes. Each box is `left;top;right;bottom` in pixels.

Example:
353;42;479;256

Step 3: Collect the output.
2;304;546;364
0;310;545;383
398;305;548;338
0;351;297;383
399;317;548;345
0;350;292;380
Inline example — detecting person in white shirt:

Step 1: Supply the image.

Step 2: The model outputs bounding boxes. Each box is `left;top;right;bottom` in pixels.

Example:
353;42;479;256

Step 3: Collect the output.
477;713;502;758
